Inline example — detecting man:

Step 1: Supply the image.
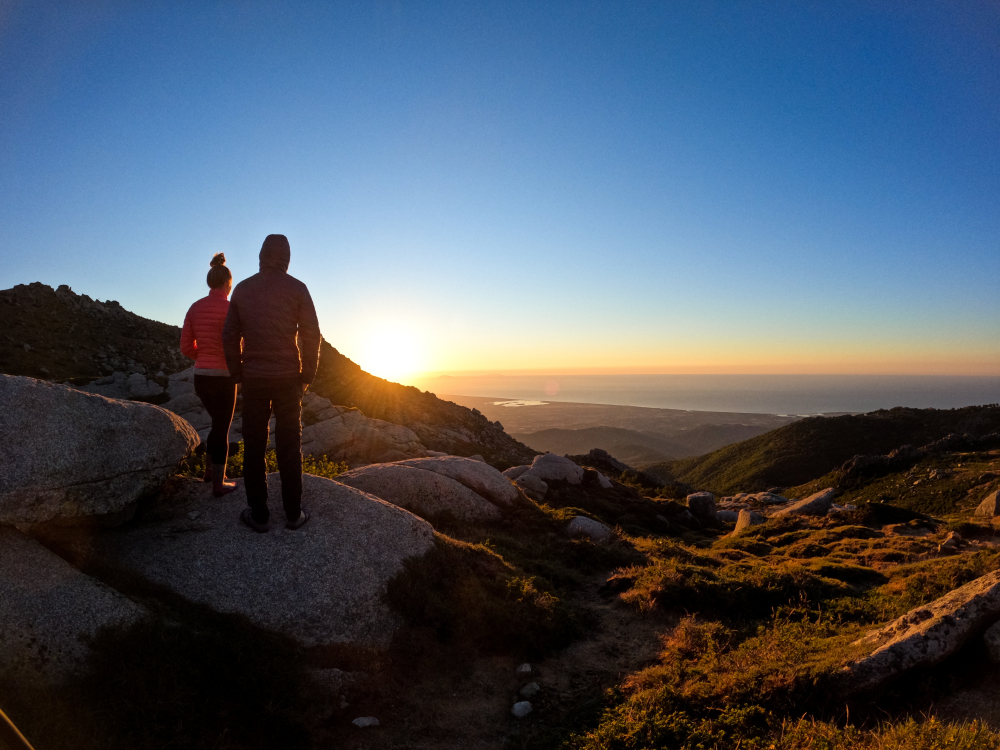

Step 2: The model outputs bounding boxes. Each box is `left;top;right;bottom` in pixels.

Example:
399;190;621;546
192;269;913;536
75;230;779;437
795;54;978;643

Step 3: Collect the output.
223;234;321;532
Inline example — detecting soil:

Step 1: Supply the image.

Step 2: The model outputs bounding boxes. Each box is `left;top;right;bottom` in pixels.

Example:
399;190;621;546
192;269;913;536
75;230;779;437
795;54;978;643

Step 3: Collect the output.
320;576;667;750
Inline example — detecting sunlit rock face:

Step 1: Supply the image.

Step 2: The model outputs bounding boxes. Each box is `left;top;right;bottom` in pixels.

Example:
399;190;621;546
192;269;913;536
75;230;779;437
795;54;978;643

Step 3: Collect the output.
39;475;435;650
0;374;199;525
0;526;146;685
843;569;1000;694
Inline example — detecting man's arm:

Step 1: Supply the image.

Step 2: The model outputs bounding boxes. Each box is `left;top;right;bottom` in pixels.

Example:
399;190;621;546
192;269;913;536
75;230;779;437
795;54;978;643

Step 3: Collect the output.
297;287;322;384
222;297;244;383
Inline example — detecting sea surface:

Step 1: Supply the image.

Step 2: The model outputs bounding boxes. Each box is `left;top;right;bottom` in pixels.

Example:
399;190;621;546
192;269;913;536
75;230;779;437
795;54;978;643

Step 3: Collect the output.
411;374;1000;416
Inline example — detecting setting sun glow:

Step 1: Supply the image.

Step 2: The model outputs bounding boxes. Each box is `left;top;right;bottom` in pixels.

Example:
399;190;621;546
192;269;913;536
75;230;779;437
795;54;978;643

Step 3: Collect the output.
356;327;425;383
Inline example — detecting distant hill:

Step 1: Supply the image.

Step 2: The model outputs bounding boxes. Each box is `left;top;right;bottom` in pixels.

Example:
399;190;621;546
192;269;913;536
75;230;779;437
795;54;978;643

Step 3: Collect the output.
513;423;772;467
0;282;189;380
644;405;1000;496
0;282;536;468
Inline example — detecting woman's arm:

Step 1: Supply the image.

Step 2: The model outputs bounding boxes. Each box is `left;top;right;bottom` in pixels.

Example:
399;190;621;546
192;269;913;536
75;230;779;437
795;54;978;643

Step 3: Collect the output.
180;310;198;360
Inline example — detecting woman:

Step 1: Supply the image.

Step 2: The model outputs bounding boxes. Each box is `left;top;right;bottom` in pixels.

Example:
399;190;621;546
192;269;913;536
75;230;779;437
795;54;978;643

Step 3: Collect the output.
181;253;238;497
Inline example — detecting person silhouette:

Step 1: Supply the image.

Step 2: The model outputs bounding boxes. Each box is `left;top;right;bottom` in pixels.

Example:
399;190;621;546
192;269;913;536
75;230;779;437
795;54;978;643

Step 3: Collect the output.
180;253;238;498
223;234;321;532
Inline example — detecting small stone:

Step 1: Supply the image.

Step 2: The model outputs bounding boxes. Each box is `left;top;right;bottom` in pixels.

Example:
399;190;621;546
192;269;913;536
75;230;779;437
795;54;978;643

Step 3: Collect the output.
519;682;540;699
515;663;532;676
22;343;30;352
352;716;379;728
511;701;533;718
187;511;201;520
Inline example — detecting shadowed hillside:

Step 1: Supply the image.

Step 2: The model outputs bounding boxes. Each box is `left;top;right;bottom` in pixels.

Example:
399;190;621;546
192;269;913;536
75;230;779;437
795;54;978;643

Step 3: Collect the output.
513;423;773;466
644;405;1000;495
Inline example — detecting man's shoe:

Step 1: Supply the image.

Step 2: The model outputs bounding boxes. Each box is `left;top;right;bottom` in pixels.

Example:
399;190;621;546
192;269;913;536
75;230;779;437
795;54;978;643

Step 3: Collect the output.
240;508;269;533
286;509;309;530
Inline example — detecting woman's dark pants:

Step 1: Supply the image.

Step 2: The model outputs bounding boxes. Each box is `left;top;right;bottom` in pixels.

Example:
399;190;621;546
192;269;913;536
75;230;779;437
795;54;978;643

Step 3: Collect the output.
193;375;237;466
241;377;303;524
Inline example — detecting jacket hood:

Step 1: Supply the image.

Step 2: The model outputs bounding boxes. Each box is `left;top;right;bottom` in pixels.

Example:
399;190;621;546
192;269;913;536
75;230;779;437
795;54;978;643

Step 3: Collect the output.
259;234;290;272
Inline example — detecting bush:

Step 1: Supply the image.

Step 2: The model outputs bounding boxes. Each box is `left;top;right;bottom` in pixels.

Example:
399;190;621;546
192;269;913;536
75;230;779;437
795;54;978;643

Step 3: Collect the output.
178;442;347;481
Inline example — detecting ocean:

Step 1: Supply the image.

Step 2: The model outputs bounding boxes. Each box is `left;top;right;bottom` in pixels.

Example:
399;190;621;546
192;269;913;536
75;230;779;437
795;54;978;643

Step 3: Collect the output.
411;374;1000;416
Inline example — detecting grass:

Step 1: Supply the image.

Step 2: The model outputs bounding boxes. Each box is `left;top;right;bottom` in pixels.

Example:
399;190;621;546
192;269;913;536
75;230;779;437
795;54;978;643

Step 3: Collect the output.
643;406;1000;496
177;441;348;481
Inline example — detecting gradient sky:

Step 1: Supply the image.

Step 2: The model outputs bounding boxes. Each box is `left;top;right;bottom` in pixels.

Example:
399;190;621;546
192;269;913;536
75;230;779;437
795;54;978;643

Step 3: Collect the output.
2;1;998;381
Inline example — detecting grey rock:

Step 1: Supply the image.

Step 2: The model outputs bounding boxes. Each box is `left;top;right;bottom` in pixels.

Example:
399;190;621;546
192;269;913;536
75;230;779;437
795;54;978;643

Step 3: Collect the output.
511;701;533;718
733;509;765;534
843;569;1000;693
717;510;739;523
44;474;434;649
337;464;502;521
566;516;613;543
975;490;1000;517
395;456;519;507
0;527;146;684
352;716;380;728
523;453;584;483
686;492;717;522
984;620;1000;664
298;393;426;464
515;474;548;502
519;682;540;699
0;375;199;525
515;662;532;676
503;465;530;480
772;488;837;518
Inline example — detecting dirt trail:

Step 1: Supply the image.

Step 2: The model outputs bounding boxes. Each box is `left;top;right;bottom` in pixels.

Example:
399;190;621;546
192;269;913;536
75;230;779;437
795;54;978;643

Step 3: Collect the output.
328;576;666;750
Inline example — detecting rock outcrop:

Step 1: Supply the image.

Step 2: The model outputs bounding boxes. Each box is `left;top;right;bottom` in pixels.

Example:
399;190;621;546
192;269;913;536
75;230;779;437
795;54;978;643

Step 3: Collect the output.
0;375;199;525
394;456;520;507
772;488;836;518
43;475;435;649
0;527;146;684
842;569;1000;693
566;516;613;542
502;454;614;502
336;464;503;521
975;490;1000;517
686;492;718;524
733;509;765;534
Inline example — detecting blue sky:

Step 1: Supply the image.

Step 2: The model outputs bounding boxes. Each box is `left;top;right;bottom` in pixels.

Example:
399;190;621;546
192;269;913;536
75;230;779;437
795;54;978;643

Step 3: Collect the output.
1;1;997;378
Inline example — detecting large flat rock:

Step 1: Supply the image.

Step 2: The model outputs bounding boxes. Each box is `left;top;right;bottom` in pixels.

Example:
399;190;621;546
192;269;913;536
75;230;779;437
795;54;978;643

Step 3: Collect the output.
842;569;1000;693
0;375;199;524
0;527;145;684
45;474;435;649
336;463;502;521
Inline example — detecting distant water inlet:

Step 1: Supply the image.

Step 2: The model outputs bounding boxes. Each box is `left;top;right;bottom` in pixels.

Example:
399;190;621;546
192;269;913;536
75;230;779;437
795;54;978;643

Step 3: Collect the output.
413;374;1000;415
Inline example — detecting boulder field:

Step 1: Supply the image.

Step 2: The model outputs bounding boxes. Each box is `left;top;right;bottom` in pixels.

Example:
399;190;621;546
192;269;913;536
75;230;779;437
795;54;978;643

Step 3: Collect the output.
0;374;199;525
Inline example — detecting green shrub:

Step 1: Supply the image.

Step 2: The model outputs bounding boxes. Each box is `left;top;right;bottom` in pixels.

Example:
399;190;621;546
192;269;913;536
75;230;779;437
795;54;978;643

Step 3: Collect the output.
178;442;347;481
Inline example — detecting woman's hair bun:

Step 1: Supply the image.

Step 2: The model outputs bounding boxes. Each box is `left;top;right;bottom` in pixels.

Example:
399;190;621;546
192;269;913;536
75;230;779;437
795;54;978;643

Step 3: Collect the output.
210;252;227;267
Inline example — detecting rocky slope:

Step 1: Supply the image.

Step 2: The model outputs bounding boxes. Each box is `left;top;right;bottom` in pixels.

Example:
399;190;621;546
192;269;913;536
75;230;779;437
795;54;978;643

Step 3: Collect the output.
0;282;536;468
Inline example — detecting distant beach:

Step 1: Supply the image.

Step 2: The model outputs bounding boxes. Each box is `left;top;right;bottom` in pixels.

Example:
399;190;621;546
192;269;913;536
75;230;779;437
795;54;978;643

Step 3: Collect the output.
412;374;1000;416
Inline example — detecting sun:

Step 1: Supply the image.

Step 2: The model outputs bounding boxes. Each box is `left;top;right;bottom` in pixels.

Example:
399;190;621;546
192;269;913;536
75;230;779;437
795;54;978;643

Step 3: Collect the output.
357;326;425;383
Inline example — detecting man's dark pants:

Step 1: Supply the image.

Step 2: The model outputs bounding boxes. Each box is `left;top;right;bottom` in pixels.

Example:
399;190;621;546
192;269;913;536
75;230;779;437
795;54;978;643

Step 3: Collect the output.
241;377;303;524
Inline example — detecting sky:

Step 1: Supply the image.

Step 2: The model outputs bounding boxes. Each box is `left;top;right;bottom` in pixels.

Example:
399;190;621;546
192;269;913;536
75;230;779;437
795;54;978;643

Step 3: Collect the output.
1;1;998;382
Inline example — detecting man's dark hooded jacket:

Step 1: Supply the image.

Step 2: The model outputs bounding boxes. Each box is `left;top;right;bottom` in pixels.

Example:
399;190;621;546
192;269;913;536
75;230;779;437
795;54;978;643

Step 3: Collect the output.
223;236;321;383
